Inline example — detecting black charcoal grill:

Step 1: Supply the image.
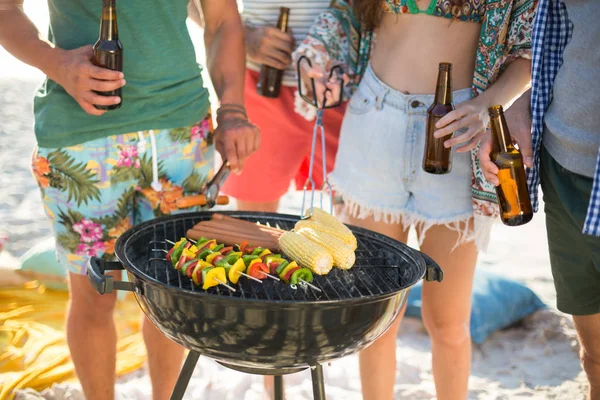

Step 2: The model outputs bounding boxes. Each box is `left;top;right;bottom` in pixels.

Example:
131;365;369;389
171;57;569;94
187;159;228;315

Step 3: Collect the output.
87;211;443;400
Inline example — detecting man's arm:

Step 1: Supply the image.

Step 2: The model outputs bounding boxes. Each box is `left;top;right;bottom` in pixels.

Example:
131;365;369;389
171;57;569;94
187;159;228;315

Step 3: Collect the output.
200;0;260;172
0;0;124;115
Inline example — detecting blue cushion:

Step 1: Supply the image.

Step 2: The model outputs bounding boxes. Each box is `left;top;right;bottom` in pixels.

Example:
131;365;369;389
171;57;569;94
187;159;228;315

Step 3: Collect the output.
405;268;546;344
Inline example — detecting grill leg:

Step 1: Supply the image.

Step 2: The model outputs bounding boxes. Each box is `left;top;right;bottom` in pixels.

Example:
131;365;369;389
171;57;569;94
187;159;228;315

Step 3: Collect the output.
274;375;284;400
310;364;326;400
170;351;200;400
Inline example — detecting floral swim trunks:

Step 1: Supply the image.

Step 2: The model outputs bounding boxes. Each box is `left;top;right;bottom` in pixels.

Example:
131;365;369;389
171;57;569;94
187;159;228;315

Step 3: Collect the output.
31;115;215;275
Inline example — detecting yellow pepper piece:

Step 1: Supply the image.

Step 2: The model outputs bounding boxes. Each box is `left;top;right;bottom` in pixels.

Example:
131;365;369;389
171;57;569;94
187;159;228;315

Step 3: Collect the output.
203;267;227;290
259;249;272;257
209;241;217;250
182;248;196;259
228;258;246;284
205;252;221;264
280;261;299;278
192;261;213;285
188;244;198;254
228;251;243;258
248;258;262;268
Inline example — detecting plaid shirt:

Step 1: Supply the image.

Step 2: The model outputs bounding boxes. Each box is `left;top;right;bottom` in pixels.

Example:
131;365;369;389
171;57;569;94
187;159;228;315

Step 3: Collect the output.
528;0;600;236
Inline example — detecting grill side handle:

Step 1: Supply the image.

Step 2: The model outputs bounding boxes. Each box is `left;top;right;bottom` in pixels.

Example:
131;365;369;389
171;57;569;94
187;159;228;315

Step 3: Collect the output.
420;252;444;282
87;257;136;294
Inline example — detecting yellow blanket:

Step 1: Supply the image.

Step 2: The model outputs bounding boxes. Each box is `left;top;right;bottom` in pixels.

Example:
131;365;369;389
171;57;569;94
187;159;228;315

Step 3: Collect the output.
0;284;146;400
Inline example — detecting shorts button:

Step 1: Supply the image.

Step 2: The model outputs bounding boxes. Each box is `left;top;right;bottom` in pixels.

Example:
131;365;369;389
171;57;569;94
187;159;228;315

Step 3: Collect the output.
410;100;421;108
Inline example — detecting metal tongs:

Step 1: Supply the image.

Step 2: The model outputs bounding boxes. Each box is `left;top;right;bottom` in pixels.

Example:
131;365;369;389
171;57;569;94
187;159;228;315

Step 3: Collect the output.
296;56;344;218
175;162;231;209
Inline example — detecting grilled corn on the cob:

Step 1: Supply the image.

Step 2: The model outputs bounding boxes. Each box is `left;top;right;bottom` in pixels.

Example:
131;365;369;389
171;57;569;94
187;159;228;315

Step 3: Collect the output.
295;218;357;251
278;231;333;275
297;228;355;270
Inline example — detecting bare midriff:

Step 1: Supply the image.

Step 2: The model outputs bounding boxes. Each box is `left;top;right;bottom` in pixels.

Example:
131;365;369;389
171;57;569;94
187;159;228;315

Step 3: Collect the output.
371;13;481;94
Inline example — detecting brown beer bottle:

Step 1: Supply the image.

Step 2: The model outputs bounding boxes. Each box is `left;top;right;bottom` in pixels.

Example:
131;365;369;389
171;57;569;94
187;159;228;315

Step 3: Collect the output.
489;105;533;226
423;63;454;174
92;0;123;110
257;7;290;98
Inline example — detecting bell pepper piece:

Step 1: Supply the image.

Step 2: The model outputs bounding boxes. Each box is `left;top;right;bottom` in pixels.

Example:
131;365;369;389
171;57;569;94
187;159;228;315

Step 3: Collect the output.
290;268;313;285
282;266;301;283
228;258;246;284
170;239;188;267
251;247;265;256
248;258;262;268
228;251;242;259
224;253;240;264
259;249;272;258
202;267;226;290
242;255;260;266
205;252;221;265
211;254;225;266
182;248;196;259
196;249;212;260
166;246;176;263
182;260;199;278
268;261;282;275
239;240;248;254
192;260;214;284
213;243;225;252
248;262;269;280
215;257;233;270
244;245;257;255
275;260;289;275
219;246;234;255
198;239;217;251
279;261;299;279
265;255;285;266
175;254;189;271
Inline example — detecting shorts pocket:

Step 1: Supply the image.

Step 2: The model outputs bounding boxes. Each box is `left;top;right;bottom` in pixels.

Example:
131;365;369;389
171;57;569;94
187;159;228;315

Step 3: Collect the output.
347;88;375;115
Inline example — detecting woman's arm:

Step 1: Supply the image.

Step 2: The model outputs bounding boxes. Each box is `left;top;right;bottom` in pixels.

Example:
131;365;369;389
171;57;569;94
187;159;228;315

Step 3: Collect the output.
434;57;531;152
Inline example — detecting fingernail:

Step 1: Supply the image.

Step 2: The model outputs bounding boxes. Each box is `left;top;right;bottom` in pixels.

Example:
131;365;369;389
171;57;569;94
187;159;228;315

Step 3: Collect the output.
435;122;441;128
444;142;451;148
119;72;124;79
121;79;126;85
114;97;121;104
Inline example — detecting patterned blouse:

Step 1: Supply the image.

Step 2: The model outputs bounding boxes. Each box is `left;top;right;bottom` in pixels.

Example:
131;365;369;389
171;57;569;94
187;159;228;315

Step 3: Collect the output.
383;0;486;23
293;0;537;250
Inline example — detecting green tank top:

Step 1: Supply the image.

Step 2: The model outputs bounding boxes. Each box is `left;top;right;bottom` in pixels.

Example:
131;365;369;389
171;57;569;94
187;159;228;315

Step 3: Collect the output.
34;0;210;148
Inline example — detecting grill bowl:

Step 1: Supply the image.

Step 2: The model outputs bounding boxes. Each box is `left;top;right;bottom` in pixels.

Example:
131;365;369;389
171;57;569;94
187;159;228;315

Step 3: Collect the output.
90;211;439;373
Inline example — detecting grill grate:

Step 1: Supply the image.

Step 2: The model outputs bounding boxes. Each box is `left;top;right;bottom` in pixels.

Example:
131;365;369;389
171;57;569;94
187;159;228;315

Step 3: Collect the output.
120;212;424;302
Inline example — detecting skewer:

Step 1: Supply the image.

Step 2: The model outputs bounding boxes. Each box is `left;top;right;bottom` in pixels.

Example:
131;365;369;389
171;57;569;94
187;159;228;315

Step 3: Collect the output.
300;279;321;292
165;239;176;245
157;249;169;253
258;271;280;281
215;278;236;292
237;271;263;283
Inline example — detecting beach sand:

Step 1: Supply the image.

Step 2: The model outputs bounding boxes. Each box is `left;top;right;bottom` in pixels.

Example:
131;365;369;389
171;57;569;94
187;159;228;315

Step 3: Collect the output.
0;12;589;400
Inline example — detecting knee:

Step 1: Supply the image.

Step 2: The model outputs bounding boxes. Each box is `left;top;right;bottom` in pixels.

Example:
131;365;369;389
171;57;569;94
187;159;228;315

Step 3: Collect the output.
581;349;600;385
423;319;471;348
69;291;117;324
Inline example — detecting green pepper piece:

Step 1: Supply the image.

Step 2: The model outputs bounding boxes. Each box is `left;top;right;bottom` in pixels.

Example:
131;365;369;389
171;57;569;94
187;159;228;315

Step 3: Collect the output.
290;268;313;285
170;240;188;267
251;247;265;256
242;255;260;265
225;253;240;264
213;243;225;252
181;259;197;276
275;260;289;275
196;249;212;260
215;258;233;271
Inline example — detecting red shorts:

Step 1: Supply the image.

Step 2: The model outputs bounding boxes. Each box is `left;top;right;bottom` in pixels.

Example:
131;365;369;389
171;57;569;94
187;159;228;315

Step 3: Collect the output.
221;69;345;203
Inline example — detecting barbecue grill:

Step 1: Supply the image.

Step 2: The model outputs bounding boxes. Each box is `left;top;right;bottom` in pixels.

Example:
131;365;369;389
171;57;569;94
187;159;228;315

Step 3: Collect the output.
87;211;442;400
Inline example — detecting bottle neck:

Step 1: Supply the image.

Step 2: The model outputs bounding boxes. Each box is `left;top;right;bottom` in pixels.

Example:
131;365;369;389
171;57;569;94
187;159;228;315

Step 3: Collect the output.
434;69;452;104
99;3;118;40
490;113;515;153
277;8;290;32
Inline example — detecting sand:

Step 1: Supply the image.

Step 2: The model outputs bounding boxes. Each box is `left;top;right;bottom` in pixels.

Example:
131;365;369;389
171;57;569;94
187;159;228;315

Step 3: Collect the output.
0;10;589;400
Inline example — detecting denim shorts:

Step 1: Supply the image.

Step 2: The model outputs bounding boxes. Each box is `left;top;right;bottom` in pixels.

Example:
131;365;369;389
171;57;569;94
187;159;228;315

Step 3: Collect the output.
330;65;474;242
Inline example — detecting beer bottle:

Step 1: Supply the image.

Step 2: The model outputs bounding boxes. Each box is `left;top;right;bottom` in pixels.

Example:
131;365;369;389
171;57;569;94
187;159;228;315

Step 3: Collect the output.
489;105;533;226
423;63;454;174
257;7;290;98
92;0;123;110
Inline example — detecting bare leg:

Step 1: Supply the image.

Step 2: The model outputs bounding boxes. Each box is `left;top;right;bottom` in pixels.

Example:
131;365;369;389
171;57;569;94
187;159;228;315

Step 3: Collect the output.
419;222;478;400
143;316;186;400
572;313;600;400
236;199;280;213
67;271;119;400
344;214;410;400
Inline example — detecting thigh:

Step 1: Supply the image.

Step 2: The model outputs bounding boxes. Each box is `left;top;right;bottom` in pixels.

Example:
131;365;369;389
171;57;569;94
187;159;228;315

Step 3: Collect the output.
344;213;409;243
33;138;138;275
135;116;216;222
419;222;478;325
541;148;600;316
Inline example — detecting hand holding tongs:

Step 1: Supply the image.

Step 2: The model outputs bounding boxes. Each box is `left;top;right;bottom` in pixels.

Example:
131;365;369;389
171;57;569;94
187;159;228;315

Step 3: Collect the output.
297;55;344;218
175;162;231;209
